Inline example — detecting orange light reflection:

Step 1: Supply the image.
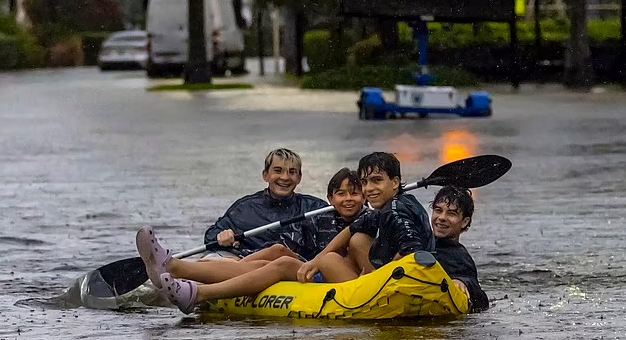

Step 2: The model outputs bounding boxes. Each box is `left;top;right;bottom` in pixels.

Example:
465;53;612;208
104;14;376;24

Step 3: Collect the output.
440;130;479;195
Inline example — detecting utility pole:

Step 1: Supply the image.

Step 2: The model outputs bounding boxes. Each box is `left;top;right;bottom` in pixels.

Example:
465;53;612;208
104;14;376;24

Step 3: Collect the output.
184;0;211;84
257;6;264;76
295;9;304;77
271;5;281;74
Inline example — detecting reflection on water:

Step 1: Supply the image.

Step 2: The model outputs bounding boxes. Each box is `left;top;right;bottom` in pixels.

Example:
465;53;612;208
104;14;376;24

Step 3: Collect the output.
439;130;479;197
193;312;461;340
369;129;479;169
439;130;478;165
373;133;422;164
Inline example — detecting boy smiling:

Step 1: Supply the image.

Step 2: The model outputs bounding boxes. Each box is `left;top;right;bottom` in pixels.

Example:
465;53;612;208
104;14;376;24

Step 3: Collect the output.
203;148;328;261
136;168;369;314
296;152;434;283
431;185;489;312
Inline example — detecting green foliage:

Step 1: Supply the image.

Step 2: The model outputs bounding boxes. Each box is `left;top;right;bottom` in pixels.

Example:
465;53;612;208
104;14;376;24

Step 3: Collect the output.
398;22;413;43
301;64;479;90
16;0;125;68
29;23;74;47
23;0;125;33
588;19;621;43
0;15;21;35
428;65;480;87
15;33;46;68
0;32;19;69
0;15;45;69
302;65;399;90
421;19;616;48
304;29;348;73
345;32;415;68
347;34;384;67
287;16;619;87
304;30;331;72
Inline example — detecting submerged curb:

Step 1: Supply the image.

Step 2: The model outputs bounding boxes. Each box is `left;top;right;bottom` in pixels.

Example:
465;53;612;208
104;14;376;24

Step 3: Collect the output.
147;83;254;92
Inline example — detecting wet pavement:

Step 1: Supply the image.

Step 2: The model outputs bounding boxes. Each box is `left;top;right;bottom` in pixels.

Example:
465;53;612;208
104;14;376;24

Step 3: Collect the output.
1;66;626;339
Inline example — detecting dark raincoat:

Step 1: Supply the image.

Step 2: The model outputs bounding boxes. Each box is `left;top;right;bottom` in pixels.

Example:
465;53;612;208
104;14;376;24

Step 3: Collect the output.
204;189;328;260
433;237;490;313
349;193;435;268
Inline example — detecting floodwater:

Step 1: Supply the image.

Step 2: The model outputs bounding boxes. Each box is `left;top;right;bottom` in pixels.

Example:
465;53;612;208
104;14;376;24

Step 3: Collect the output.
2;68;626;339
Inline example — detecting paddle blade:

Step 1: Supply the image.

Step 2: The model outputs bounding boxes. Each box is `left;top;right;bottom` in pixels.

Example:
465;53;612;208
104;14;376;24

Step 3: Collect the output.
91;257;148;297
427;155;512;188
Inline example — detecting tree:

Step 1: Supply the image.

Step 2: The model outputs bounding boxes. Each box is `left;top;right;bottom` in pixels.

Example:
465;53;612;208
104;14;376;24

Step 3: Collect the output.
563;0;593;90
232;0;247;28
376;19;398;50
257;0;407;75
23;0;125;32
279;6;304;75
183;0;211;84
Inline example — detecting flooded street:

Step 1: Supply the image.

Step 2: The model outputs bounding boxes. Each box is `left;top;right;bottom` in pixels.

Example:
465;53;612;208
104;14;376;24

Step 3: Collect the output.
1;67;626;339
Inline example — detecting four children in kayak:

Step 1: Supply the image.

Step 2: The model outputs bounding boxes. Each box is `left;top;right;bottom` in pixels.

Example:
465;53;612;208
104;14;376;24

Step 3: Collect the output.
135;148;489;315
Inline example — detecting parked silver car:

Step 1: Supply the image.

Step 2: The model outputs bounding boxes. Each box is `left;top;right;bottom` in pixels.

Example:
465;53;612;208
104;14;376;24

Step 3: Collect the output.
98;30;149;71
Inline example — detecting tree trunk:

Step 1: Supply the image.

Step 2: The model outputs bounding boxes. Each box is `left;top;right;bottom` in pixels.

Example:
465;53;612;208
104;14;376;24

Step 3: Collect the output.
232;0;246;28
621;0;626;86
295;9;304;76
184;0;211;84
376;18;398;50
256;6;265;76
563;0;593;90
281;6;304;76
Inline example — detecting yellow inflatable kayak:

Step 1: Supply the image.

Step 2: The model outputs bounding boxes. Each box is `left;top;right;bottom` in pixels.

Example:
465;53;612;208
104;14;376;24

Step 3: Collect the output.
201;251;469;319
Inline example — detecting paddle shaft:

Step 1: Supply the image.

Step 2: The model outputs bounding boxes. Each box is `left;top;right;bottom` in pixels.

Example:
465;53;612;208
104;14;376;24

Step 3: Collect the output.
172;176;447;259
404;177;445;191
171;205;336;259
150;155;508;261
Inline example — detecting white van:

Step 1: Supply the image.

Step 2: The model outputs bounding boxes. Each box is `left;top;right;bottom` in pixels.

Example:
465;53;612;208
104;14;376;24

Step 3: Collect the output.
145;0;246;77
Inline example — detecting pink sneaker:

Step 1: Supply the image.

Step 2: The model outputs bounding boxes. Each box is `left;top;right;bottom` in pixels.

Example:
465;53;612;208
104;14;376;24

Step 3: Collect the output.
136;226;172;289
160;273;198;314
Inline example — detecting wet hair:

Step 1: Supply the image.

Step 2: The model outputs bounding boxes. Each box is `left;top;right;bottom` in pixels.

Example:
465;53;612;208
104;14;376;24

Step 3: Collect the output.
263;148;302;175
431;185;474;231
327;167;362;197
357;152;402;182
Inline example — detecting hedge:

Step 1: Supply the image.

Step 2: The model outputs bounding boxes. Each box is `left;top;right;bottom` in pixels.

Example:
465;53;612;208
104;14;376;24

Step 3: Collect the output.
303;29;355;73
0;15;46;69
346;34;383;67
304;19;622;74
0;33;19;69
301;64;479;90
402;19;621;48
